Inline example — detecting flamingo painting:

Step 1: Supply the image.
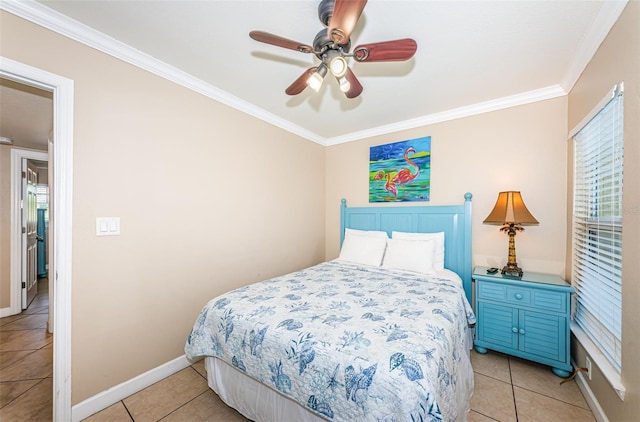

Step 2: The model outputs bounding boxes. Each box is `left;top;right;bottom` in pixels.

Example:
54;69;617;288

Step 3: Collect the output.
369;136;431;202
384;173;398;197
392;147;420;185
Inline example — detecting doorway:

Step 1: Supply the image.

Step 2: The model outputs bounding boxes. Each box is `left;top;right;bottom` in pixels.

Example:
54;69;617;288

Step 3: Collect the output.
1;57;74;421
9;151;50;316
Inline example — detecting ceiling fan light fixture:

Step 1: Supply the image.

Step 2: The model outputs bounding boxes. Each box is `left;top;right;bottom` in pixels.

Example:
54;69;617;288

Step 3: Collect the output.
307;64;328;91
328;56;348;78
338;76;351;92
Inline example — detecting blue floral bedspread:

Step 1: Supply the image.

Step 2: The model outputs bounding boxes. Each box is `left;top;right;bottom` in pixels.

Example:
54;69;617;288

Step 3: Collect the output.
185;261;476;421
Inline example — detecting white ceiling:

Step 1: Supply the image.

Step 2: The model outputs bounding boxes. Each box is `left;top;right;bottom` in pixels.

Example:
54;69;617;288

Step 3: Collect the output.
0;79;53;150
1;1;627;147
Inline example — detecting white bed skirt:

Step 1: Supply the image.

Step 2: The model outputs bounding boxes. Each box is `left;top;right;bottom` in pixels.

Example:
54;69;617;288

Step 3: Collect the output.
205;357;327;422
205;351;473;422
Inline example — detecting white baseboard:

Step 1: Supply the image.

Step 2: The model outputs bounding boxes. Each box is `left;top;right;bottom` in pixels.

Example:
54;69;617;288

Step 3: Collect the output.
572;358;609;422
71;354;192;422
0;307;14;318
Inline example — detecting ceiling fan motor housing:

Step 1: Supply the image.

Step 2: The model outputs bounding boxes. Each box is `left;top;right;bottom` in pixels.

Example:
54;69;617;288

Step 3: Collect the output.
313;29;351;59
318;0;335;26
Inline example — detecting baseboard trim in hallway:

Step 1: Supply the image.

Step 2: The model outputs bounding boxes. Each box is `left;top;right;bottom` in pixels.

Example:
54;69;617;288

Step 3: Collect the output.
0;307;15;318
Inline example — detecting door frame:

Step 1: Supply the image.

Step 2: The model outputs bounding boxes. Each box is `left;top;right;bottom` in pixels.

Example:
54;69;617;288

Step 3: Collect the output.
1;56;74;421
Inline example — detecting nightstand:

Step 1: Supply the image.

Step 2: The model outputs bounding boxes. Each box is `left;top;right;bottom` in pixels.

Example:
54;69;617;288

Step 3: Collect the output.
473;266;575;377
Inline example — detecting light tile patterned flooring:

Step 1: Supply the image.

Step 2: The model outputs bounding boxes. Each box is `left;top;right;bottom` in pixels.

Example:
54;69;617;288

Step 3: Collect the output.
1;281;595;421
468;350;595;421
0;277;53;421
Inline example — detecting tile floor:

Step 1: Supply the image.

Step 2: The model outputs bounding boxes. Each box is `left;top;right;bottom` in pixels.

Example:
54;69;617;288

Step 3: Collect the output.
1;282;595;421
0;277;53;421
84;352;595;422
468;350;594;421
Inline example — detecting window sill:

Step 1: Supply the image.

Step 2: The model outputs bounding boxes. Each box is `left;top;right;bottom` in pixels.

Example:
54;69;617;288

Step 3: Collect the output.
571;322;626;400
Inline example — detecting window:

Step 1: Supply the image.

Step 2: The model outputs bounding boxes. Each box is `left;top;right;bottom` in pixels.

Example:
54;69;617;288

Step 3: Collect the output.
572;84;623;373
37;184;49;211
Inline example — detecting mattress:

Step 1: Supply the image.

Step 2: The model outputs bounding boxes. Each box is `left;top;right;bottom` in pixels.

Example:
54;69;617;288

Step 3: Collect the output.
186;261;476;421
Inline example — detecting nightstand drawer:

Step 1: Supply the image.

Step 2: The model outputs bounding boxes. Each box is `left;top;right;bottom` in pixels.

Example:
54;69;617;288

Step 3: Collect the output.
477;281;531;305
532;290;567;313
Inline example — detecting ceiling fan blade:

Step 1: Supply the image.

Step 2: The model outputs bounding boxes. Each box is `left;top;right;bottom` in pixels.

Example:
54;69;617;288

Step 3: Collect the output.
250;30;314;53
353;38;417;62
344;67;363;99
285;67;317;95
328;0;368;44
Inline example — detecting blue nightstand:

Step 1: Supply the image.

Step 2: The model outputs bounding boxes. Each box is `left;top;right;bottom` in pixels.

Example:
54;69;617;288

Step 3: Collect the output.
473;266;575;377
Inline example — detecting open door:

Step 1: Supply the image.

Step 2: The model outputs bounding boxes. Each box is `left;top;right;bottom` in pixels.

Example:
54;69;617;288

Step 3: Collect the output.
22;159;38;309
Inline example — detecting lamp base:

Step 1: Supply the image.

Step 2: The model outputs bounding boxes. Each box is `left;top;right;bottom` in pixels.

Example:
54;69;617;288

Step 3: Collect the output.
501;263;523;278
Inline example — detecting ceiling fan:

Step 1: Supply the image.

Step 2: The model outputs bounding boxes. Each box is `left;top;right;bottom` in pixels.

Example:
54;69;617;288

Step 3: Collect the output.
249;0;417;99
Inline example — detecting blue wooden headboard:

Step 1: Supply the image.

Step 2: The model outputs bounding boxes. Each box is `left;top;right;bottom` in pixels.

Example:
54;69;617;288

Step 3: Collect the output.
340;193;473;304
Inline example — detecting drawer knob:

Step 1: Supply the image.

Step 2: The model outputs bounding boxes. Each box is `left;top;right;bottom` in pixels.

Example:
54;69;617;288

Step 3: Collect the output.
519;329;526;335
515;293;523;300
512;327;518;333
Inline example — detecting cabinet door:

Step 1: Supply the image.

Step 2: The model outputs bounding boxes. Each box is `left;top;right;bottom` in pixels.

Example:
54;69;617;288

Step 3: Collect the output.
519;310;567;363
477;302;518;350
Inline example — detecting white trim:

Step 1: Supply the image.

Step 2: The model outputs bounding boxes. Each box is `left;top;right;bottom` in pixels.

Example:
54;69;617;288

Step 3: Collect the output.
0;307;13;318
0;56;74;422
571;357;610;422
571;322;626;400
71;355;192;422
560;0;629;92
325;85;567;145
10;148;48;316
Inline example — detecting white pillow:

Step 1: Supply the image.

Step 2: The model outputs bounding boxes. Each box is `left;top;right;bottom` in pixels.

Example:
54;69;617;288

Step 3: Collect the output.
345;228;389;239
392;231;445;271
382;238;436;275
338;229;389;266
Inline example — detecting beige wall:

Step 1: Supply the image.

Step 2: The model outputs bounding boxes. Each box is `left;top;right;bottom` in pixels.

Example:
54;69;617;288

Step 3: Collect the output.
567;2;640;420
325;97;568;276
0;12;326;403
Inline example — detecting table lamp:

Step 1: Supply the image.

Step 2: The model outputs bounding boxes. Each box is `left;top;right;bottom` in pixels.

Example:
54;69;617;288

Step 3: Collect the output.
483;191;538;277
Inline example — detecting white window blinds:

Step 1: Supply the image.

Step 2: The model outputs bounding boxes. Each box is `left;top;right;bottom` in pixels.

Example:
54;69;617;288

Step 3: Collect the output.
572;84;623;372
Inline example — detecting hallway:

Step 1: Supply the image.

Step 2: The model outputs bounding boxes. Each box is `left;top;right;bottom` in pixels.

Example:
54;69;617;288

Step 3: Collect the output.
0;277;52;420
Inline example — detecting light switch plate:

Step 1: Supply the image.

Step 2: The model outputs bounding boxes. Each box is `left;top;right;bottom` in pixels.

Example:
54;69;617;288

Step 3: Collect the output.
96;217;120;236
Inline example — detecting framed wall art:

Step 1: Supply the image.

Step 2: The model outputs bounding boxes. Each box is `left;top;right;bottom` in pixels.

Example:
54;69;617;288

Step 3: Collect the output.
369;136;431;202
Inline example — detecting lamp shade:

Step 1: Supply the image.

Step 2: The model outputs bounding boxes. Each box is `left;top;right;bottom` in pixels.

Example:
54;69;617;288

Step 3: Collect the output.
483;191;539;225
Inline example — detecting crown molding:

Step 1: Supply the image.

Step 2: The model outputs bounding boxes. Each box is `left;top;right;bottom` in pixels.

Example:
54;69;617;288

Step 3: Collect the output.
560;0;628;92
325;85;567;146
3;0;617;147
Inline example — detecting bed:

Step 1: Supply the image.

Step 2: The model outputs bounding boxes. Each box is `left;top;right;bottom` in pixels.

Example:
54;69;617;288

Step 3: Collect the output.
185;193;475;421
